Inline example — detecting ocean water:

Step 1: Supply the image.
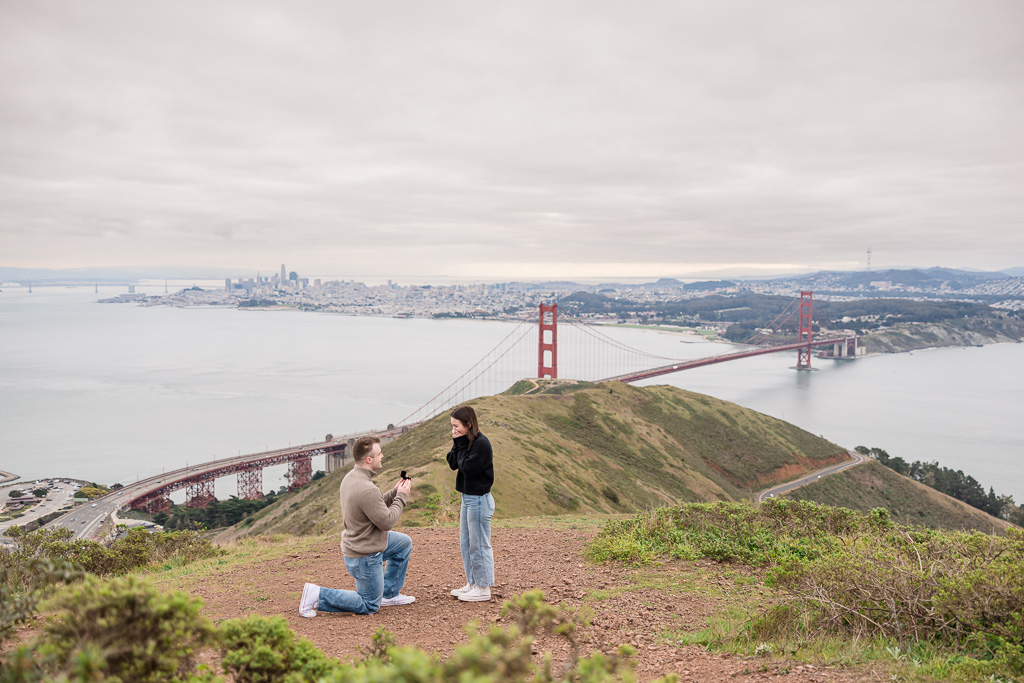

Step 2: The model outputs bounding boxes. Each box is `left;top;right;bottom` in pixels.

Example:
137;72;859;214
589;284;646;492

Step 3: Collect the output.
1;283;1022;502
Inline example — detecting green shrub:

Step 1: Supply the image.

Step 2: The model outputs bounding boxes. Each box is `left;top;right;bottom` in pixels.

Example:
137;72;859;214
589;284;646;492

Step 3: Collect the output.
0;557;80;641
587;499;907;567
2;582;665;683
219;614;336;682
422;491;460;525
318;589;648;683
3;525;221;577
0;525;221;640
3;574;216;682
762;526;1024;647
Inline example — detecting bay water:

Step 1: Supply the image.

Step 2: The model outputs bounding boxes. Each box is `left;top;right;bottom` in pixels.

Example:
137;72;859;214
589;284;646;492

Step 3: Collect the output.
2;283;1022;503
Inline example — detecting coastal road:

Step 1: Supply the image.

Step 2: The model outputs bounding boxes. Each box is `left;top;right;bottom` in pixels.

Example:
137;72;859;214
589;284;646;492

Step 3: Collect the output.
756;450;869;503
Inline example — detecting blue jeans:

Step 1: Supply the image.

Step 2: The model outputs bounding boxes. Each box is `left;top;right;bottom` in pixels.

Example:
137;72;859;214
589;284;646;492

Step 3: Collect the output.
459;493;494;587
317;531;412;614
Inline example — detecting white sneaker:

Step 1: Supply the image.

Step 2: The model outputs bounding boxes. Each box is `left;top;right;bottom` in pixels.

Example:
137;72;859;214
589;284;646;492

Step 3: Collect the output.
450;583;473;597
380;593;416;606
299;582;319;617
458;585;491;602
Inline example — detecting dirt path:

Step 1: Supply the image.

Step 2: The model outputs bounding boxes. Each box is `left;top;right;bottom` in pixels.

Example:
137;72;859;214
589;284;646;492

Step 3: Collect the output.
190;526;879;682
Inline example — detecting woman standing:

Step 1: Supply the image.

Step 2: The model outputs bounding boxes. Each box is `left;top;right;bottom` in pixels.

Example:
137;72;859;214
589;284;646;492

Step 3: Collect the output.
446;405;495;602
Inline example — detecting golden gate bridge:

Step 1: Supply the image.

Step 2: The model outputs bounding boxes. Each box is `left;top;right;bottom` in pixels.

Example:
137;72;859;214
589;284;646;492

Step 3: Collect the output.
111;290;858;515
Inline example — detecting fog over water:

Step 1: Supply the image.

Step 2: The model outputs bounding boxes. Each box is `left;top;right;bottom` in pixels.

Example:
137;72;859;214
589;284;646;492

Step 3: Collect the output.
2;284;1022;502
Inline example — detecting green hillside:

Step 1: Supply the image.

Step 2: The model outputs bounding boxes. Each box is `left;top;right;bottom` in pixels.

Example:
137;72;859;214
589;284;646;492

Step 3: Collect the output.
784;459;1010;533
216;380;850;540
212;380;1002;541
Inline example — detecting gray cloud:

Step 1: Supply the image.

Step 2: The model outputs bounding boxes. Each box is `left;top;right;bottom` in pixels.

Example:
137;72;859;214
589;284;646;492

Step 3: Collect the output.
1;1;1022;279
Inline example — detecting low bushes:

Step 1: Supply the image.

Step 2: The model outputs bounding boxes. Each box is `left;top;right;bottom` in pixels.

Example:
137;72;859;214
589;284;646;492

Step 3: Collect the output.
3;575;217;682
3;525;220;577
0;525;221;638
587;499;880;567
588;500;1024;677
2;582;658;683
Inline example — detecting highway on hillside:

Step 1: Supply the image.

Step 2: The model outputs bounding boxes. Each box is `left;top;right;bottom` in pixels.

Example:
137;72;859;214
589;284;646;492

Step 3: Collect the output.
43;481;153;540
756;450;869;503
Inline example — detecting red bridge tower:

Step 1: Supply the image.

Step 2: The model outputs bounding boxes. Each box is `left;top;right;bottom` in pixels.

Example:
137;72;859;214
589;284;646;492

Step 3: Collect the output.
538;303;558;379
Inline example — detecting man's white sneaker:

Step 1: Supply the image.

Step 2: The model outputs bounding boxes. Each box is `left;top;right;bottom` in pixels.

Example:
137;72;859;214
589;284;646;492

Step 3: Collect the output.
299;582;319;618
458;585;491;602
380;593;416;606
450;583;473;597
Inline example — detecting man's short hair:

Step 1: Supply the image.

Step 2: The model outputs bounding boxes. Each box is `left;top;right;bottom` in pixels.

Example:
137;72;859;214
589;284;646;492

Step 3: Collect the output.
353;435;381;462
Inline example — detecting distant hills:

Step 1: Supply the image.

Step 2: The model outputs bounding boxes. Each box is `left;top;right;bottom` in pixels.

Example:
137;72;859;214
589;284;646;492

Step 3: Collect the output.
769;266;1012;290
213;381;1003;542
2;265;1021;287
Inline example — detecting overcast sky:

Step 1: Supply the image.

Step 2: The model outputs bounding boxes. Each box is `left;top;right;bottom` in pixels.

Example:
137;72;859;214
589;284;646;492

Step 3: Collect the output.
1;1;1022;281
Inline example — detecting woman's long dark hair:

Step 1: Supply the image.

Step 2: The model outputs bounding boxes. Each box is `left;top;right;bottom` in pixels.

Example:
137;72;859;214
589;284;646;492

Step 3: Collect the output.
451;405;480;445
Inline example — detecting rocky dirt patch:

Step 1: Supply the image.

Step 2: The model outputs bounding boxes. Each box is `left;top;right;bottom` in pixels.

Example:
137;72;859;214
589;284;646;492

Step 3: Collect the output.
187;526;880;681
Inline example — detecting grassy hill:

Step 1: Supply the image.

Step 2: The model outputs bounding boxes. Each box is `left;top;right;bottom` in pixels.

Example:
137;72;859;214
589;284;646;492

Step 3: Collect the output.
216;380;850;540
784;459;1009;533
213;380;1001;541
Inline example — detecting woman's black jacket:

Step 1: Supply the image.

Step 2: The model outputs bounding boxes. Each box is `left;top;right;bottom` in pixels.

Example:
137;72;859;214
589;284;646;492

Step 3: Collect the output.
446;433;494;495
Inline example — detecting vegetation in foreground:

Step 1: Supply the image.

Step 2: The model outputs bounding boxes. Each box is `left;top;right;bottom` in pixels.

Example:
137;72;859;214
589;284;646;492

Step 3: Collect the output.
1;525;220;640
3;567;658;682
5;497;1023;681
1;524;660;682
589;499;1024;681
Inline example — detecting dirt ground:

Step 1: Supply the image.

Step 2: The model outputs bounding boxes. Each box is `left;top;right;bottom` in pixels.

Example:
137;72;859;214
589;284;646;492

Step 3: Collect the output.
188;526;882;682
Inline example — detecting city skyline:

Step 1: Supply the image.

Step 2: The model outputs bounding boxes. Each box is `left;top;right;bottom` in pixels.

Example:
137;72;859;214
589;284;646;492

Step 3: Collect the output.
2;2;1022;280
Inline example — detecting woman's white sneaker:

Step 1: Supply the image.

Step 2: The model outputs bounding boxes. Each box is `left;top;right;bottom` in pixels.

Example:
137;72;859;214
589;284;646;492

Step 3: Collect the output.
450;583;473;597
458;585;491;602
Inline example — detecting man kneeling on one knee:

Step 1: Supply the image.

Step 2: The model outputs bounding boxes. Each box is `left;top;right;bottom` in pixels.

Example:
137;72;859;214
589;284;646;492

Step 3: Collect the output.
300;435;414;616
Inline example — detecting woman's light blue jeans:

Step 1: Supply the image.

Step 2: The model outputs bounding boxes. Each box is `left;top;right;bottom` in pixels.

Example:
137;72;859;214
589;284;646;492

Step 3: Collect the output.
459;492;494;587
317;531;412;614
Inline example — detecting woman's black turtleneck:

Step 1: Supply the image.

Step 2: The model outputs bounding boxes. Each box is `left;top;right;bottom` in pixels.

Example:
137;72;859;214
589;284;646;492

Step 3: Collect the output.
446;432;494;495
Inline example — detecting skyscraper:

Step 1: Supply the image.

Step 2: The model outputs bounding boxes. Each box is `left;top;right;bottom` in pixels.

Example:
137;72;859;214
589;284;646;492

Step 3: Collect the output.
280;264;286;285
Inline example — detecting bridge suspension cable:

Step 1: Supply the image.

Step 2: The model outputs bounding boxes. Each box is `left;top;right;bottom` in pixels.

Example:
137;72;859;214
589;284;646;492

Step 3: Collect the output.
741;296;801;345
396;313;536;426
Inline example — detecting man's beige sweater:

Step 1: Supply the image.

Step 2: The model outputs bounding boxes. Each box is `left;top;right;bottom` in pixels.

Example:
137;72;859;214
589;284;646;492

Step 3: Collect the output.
340;467;407;558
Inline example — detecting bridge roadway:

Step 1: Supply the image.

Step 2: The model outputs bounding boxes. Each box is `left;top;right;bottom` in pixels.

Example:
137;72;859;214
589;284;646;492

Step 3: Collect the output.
601;336;855;383
43;426;409;540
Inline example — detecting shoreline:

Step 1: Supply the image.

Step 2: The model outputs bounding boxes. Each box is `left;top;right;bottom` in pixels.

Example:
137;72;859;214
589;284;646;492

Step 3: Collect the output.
0;470;19;485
